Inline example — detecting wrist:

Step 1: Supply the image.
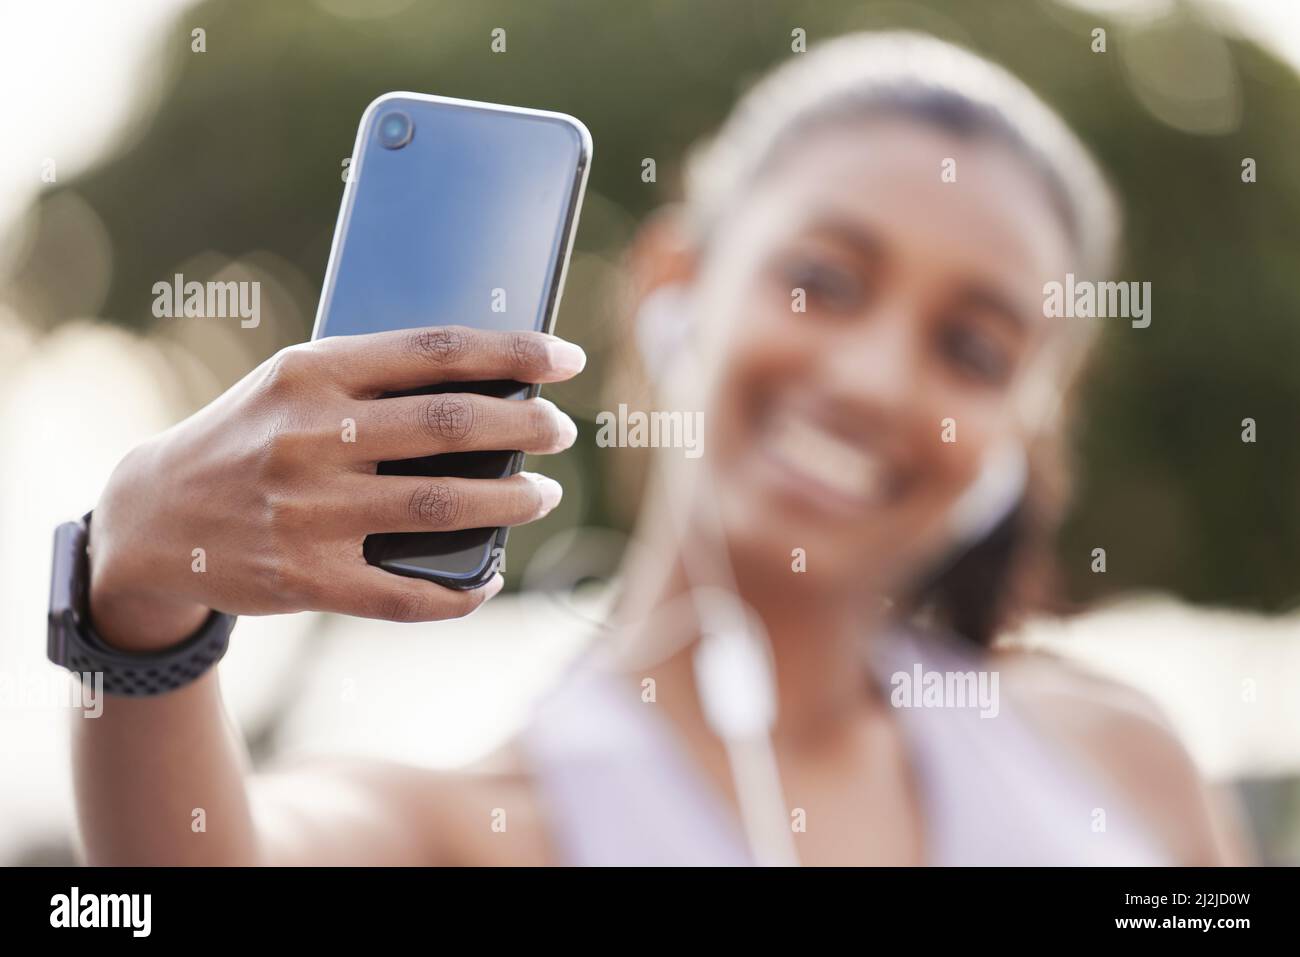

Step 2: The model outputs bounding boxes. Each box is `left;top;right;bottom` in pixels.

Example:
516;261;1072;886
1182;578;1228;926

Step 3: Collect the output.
88;541;209;654
50;513;236;696
87;450;211;652
88;582;211;654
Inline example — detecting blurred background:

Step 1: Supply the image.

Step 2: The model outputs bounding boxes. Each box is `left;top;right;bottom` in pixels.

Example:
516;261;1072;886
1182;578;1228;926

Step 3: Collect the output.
1;0;1298;864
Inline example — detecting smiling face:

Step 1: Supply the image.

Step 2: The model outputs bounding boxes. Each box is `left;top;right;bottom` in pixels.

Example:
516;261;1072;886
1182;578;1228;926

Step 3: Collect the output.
671;117;1076;594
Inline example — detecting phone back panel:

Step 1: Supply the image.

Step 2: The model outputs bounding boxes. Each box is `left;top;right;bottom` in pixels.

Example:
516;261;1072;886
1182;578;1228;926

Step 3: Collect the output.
314;93;590;586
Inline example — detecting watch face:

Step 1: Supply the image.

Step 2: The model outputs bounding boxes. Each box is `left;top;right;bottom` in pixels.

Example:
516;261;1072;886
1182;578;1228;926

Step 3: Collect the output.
47;520;87;667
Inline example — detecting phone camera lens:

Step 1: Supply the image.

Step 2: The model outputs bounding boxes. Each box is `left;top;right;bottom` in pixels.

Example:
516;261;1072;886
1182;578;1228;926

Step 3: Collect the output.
377;111;414;150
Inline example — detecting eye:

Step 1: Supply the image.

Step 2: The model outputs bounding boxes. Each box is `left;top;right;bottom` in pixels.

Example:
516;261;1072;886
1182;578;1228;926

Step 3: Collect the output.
937;322;1013;384
779;256;868;315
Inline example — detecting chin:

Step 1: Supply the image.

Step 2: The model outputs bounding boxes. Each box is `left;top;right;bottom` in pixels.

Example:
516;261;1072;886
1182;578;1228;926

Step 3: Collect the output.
699;480;861;588
705;469;955;601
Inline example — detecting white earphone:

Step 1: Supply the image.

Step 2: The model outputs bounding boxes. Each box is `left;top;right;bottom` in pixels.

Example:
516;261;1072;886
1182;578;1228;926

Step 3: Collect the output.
944;440;1029;549
633;283;693;383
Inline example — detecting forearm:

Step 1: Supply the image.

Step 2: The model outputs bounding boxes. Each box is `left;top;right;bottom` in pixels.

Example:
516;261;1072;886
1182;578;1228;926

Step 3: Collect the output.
72;579;262;866
72;669;263;866
70;603;439;867
65;325;582;865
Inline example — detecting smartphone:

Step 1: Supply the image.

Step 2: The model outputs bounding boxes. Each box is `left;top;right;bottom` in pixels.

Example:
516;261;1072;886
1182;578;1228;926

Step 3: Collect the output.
312;92;592;589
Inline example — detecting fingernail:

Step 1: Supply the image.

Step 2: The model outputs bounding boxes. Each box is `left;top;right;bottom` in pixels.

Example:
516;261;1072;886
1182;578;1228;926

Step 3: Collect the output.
546;339;587;376
526;472;563;512
484;574;505;600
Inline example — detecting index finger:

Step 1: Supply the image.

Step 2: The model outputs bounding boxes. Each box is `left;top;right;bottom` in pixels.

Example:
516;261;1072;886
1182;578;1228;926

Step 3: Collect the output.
318;325;587;396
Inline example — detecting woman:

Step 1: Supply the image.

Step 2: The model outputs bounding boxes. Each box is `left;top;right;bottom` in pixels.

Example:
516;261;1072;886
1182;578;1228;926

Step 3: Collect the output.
75;32;1244;865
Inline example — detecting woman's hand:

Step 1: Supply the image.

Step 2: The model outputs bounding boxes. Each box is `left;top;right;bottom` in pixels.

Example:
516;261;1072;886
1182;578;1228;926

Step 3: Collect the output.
87;325;585;650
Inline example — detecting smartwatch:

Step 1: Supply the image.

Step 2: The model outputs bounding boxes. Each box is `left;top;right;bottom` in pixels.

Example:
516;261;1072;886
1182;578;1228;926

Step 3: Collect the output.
47;513;236;696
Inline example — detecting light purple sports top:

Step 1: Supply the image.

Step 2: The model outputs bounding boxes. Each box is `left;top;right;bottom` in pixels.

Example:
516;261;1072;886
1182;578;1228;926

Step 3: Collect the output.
521;625;1170;866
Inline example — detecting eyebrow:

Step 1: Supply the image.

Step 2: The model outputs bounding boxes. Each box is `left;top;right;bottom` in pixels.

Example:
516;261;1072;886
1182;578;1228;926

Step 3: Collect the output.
954;283;1032;335
800;215;888;267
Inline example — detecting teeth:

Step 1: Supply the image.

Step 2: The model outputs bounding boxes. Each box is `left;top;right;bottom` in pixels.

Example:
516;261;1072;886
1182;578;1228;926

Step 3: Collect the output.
767;412;883;503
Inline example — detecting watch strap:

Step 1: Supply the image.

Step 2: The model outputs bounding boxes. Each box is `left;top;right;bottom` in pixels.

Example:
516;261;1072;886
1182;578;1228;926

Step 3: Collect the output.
48;515;236;696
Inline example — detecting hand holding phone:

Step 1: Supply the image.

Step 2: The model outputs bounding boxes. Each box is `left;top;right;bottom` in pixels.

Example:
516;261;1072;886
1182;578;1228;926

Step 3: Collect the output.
87;93;592;648
86;324;585;649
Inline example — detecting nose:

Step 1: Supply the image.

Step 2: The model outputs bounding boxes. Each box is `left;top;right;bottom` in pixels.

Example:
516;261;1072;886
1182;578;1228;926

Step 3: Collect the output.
819;300;922;422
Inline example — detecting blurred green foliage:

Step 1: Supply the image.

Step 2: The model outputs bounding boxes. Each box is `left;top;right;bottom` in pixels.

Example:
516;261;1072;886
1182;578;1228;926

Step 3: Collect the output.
24;0;1300;613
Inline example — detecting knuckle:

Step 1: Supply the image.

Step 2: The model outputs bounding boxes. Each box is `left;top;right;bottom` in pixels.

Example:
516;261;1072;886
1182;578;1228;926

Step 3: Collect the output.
407;482;462;528
262;345;314;390
410;326;469;365
257;418;311;481
262;489;308;537
420;394;475;443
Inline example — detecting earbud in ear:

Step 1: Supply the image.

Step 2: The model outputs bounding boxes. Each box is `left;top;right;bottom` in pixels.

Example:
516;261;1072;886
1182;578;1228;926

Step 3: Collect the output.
633;284;693;383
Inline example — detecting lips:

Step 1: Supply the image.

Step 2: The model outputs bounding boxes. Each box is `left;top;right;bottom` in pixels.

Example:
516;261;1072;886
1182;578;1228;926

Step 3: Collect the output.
759;408;898;512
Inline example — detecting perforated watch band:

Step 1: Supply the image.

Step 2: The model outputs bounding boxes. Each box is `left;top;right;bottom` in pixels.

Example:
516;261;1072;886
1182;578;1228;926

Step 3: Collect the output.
47;514;236;697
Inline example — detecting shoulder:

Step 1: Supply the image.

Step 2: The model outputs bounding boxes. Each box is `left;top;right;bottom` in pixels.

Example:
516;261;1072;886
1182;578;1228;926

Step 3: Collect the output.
993;649;1251;865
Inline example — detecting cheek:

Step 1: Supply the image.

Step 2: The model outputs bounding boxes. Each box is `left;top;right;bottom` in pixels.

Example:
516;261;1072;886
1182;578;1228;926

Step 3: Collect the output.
875;340;1020;549
908;337;1049;524
694;281;809;448
902;406;1015;563
908;333;1027;495
702;272;791;363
